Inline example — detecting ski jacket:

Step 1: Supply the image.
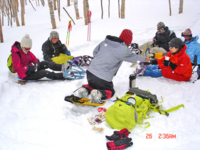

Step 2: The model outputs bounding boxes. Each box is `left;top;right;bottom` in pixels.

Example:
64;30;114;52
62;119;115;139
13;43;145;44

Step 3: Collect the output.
154;27;176;52
11;41;39;79
185;36;200;65
157;45;192;81
88;35;146;82
42;38;70;62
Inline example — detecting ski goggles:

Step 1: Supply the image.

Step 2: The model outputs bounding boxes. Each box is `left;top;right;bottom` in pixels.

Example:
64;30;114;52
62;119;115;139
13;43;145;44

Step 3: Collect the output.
181;33;192;37
158;28;165;32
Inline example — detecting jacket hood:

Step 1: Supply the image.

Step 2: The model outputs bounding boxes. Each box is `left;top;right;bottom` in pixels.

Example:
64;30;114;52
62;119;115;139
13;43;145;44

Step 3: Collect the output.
11;41;23;53
106;35;124;43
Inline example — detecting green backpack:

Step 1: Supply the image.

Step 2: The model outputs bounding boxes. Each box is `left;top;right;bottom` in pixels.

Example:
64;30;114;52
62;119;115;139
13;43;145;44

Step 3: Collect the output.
106;88;184;131
7;52;21;73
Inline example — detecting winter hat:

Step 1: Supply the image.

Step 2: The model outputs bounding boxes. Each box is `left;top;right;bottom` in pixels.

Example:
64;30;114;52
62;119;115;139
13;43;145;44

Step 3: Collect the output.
119;29;133;45
20;34;32;48
49;31;59;40
169;38;185;49
157;22;165;30
181;28;192;40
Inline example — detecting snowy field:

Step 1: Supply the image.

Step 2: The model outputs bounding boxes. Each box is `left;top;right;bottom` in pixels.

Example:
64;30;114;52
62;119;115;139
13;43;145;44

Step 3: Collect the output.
1;0;200;150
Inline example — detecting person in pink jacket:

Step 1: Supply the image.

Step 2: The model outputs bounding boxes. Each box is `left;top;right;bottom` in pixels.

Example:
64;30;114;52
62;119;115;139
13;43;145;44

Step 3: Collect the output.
12;34;70;80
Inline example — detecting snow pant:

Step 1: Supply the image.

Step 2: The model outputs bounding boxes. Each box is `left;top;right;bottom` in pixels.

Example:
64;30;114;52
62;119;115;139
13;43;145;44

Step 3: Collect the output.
83;70;115;99
143;65;162;78
52;53;74;64
24;61;65;80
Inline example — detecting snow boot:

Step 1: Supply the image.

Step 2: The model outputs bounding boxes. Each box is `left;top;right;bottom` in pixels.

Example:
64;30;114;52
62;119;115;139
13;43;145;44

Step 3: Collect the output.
62;62;72;72
77;87;89;98
91;90;107;104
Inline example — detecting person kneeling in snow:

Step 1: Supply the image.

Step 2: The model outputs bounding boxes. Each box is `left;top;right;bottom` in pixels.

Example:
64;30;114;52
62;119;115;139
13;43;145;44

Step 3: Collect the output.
76;29;150;103
142;38;192;81
12;34;70;81
42;31;93;67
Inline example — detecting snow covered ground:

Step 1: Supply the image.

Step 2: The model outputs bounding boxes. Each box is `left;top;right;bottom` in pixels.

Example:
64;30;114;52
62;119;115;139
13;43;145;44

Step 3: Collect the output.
1;0;200;150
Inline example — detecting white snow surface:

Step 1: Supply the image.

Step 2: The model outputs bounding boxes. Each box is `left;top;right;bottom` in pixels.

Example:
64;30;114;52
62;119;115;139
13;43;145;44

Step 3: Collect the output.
1;0;200;150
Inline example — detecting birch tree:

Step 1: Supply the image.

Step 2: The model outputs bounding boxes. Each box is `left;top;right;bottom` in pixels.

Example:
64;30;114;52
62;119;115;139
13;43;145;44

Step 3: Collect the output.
48;0;56;29
74;0;80;19
179;0;183;14
83;0;89;25
20;0;25;25
118;0;120;18
169;0;171;16
108;0;110;18
121;0;125;18
100;0;103;19
0;9;4;43
57;0;60;21
12;0;20;26
53;0;56;10
67;0;70;6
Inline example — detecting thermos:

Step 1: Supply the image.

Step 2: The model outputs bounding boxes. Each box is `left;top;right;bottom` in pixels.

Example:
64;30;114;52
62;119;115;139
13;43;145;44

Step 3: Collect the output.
129;74;136;88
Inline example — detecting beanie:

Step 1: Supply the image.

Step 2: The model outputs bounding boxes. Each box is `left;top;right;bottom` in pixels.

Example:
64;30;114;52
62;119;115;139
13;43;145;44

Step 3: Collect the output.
49;31;59;40
169;38;185;49
20;34;32;48
119;29;133;45
157;22;165;30
181;28;192;40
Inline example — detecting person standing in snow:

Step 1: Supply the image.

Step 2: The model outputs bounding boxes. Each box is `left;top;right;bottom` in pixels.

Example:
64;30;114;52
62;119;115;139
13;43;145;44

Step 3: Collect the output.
141;38;192;81
42;31;93;67
76;29;150;103
139;22;176;55
12;34;70;80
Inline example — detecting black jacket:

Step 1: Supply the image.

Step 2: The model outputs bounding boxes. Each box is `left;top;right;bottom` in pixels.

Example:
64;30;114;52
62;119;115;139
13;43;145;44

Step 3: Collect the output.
42;38;69;62
154;27;176;52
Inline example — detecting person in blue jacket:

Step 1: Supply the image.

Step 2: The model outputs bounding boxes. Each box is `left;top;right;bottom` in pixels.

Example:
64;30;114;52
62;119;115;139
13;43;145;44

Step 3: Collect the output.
181;28;200;78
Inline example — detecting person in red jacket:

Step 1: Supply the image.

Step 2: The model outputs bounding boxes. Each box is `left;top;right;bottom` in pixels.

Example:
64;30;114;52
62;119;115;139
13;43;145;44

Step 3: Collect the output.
142;38;192;81
12;34;70;80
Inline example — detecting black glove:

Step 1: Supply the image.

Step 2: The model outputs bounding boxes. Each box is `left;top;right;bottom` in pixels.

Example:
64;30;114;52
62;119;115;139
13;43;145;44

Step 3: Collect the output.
106;137;133;150
130;43;138;49
26;65;37;75
150;59;158;65
163;60;177;70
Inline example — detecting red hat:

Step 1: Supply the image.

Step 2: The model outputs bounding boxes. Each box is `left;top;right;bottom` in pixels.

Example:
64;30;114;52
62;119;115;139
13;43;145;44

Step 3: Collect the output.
119;29;133;45
181;28;192;40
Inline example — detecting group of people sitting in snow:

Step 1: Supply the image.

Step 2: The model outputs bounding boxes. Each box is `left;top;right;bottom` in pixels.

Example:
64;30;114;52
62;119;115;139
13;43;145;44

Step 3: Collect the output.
11;21;200;103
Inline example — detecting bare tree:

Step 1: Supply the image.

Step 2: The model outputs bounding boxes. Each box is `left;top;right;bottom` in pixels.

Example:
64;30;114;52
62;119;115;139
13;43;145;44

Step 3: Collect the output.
83;0;89;25
12;0;20;26
108;0;110;18
41;0;45;6
74;0;80;19
57;0;60;21
53;0;56;10
29;0;36;11
67;0;70;6
0;9;4;43
48;0;56;29
169;0;172;16
179;0;183;14
100;0;103;19
118;0;120;18
20;0;25;25
121;0;125;18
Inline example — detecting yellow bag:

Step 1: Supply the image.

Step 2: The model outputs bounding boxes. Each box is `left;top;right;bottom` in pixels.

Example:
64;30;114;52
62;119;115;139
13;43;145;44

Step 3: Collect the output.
52;53;73;64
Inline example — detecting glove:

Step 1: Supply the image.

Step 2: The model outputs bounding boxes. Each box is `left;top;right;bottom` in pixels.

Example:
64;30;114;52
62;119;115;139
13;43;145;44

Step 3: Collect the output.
64;50;71;56
163;60;177;70
105;128;130;141
106;137;133;150
25;65;37;75
130;43;138;49
150;59;158;65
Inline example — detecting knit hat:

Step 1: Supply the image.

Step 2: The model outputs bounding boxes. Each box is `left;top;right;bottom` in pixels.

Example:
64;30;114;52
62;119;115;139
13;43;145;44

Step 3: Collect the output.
49;31;59;40
169;38;185;49
20;34;32;48
181;28;192;40
119;29;133;45
157;22;165;30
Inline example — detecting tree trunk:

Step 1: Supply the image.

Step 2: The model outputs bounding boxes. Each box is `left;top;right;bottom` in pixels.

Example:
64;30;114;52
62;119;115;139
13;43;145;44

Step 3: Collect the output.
83;0;89;25
20;0;25;26
108;0;110;18
179;0;183;14
54;0;57;10
74;0;80;19
118;0;120;18
67;0;70;6
121;0;125;18
0;10;4;43
41;0;45;6
169;0;172;16
57;0;61;21
48;0;56;29
8;0;13;26
100;0;103;19
12;0;20;26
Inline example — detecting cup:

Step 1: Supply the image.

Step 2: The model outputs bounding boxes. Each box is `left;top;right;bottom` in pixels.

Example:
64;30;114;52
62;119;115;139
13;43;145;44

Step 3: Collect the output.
165;56;170;61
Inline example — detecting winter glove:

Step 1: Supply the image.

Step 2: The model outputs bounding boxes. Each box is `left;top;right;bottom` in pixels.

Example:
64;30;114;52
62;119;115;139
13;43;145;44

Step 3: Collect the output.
25;64;37;76
106;137;133;150
130;43;138;49
150;59;158;65
64;50;71;56
163;60;177;70
105;128;130;141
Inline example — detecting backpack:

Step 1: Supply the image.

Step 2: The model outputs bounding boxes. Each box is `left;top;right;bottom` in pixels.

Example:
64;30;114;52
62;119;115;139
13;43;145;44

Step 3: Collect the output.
105;87;184;131
7;52;21;73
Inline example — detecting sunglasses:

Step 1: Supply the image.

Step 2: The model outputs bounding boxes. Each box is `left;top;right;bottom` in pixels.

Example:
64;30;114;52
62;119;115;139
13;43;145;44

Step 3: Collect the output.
169;46;174;49
158;28;165;32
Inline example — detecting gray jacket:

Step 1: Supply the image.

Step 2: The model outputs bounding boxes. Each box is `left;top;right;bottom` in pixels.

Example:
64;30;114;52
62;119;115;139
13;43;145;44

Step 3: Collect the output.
88;35;146;82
